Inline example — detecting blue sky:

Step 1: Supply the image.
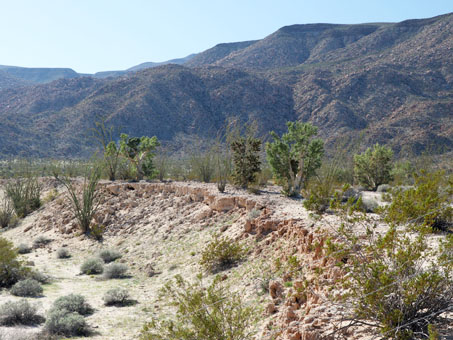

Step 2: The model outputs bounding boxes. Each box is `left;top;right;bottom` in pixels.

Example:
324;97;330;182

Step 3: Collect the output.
1;0;452;73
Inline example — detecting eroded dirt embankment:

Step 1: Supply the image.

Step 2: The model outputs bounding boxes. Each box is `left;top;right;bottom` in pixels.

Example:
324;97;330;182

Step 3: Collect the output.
1;180;353;340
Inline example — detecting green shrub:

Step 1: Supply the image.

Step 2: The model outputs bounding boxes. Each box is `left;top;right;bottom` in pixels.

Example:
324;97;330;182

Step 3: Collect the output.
0;237;28;288
17;243;32;254
98;249;122;263
331;224;453;340
103;288;131;306
5;176;42;218
266;121;324;197
80;258;104;275
10;279;43;297
51;294;93;316
45;309;89;337
56;247;71;259
0;300;44;326
103;263;128;279
33;235;52;248
140;274;258;340
199;234;246;273
384;170;453;231
354;143;393;191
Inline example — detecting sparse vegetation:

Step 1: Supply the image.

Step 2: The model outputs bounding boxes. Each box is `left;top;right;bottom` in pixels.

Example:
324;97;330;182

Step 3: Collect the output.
354;143;393;191
266;121;324;197
0;300;43;326
103;288;131;306
199;234;246;273
98;248;122;263
140;274;258;340
103;263;128;279
80;258;104;275
10;279;43;297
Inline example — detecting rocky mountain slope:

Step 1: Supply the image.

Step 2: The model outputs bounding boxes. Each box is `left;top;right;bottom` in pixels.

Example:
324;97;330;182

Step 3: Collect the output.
0;13;452;158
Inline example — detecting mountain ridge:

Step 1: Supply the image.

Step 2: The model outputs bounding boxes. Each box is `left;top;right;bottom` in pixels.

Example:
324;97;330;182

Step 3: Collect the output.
0;12;452;158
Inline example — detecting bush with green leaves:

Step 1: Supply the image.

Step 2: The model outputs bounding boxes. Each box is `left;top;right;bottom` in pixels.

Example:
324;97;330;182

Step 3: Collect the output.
56;247;70;259
51;294;94;316
354;143;393;191
199;234;246;273
80;258;104;275
10;279;43;297
266;121;324;197
5;176;42;218
103;263;128;279
58;168;101;235
0;300;44;326
103;288;131;306
328;223;453;340
384;170;453;231
140;274;258;340
45;309;89;337
0;237;28;288
17;243;32;254
98;249;122;263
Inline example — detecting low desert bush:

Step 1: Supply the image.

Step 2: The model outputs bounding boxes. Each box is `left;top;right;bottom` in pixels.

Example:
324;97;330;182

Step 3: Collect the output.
80;258;104;275
10;279;43;297
98;249;122;263
103;288;131;306
56;248;70;259
0;300;43;326
29;270;51;284
5;176;42;218
0;237;28;288
45;309;89;337
329;223;453;340
17;243;32;254
199;234;246;273
51;294;94;316
384;170;453;231
33;235;52;248
140;274;258;340
103;263;128;279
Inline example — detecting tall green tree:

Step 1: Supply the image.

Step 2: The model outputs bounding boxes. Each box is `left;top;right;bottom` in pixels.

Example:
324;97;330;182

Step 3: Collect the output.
266;121;324;197
231;136;261;189
119;134;159;181
354;143;393;191
91;118;120;181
